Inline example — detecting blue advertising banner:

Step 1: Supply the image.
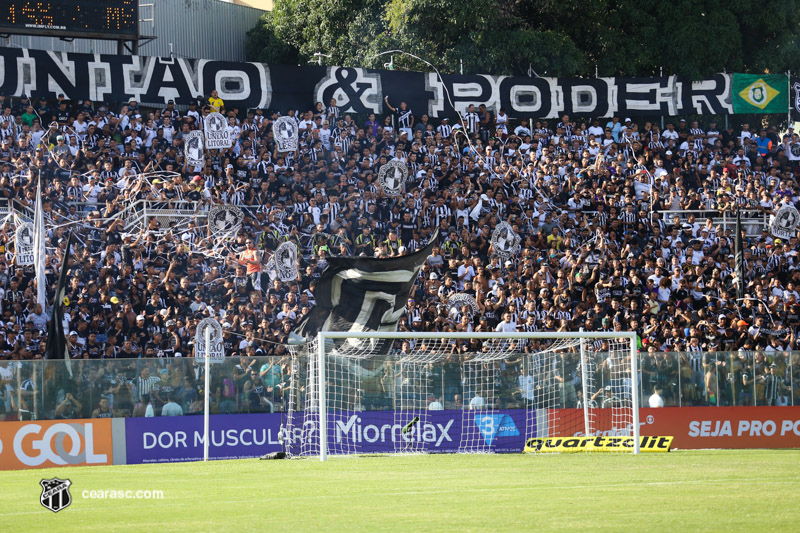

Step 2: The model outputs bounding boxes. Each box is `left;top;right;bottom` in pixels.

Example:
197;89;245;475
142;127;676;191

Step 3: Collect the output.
317;409;528;455
125;414;284;464
124;410;530;464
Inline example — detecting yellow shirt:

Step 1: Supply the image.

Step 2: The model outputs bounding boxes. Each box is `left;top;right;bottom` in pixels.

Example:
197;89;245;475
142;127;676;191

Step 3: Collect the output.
208;96;224;112
546;234;563;250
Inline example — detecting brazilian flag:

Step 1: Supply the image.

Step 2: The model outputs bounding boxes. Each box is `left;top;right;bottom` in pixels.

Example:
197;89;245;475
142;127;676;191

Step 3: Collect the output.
732;74;788;114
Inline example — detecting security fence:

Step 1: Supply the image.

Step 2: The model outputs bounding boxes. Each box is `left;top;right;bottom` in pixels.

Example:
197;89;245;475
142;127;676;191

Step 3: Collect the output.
1;349;798;422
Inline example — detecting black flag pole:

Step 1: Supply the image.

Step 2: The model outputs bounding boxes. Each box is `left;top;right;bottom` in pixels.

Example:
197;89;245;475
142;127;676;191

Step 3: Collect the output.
45;231;74;376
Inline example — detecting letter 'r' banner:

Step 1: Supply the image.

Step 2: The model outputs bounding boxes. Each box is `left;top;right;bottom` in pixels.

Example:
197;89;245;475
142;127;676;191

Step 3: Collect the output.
732;74;788;114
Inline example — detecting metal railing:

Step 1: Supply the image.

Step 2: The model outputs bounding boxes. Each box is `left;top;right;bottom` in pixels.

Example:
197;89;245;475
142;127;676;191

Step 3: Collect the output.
124;200;207;233
1;349;796;421
656;209;771;237
0;198;34;222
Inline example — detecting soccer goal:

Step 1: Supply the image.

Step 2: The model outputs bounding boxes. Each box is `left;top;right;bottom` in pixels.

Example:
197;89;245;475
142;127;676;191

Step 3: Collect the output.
285;332;640;459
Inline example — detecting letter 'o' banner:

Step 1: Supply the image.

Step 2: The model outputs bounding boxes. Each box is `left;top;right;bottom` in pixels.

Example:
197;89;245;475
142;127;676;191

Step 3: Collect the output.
1;48;790;118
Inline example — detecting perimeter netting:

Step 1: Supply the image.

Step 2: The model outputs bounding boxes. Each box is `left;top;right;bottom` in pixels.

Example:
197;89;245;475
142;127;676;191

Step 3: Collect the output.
286;334;638;458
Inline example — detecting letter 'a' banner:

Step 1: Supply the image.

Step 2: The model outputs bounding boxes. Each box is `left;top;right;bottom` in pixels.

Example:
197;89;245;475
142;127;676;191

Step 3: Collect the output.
3;47;793;119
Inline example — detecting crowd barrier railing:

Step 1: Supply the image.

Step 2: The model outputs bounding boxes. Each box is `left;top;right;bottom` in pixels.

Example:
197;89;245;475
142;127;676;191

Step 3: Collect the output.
1;349;797;422
28;198;774;240
657;209;770;237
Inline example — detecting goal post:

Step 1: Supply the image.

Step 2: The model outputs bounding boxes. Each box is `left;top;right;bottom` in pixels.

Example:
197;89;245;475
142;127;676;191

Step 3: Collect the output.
285;331;640;460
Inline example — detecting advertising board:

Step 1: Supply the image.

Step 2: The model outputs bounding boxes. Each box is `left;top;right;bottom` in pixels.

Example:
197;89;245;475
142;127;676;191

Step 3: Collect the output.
0;419;114;470
640;406;800;449
3;407;799;470
124;410;529;463
555;407;800;449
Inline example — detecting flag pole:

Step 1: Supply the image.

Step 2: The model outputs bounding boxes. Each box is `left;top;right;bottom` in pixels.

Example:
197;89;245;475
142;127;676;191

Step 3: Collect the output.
735;209;744;301
34;178;47;309
789;70;793;130
203;325;211;462
16;362;22;419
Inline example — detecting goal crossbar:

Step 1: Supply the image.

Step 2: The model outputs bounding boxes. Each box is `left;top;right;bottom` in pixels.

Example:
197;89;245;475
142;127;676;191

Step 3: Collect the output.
313;331;640;460
318;331;638;340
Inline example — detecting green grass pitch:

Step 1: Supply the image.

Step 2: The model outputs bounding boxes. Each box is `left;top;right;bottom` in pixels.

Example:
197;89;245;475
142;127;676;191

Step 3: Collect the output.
2;450;799;532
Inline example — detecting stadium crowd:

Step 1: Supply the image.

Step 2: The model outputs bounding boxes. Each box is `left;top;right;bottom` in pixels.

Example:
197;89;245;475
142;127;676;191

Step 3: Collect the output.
0;90;799;420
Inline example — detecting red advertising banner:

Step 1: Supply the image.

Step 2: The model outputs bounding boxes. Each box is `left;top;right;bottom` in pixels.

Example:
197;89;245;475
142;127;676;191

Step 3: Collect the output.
640;407;800;449
553;407;800;449
0;418;114;470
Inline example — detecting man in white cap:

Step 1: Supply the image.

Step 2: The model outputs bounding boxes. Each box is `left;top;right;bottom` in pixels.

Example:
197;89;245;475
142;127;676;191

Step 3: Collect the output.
68;331;80;353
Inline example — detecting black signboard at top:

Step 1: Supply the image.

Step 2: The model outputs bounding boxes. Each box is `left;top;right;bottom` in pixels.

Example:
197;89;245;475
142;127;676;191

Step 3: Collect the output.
0;0;139;40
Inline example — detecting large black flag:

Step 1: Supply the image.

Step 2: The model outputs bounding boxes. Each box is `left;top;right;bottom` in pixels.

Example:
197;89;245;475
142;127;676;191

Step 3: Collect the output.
295;230;438;342
735;210;744;301
45;231;73;367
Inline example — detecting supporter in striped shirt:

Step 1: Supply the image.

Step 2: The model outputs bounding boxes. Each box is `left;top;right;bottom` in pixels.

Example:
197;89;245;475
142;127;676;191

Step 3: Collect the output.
384;96;414;137
462;104;479;134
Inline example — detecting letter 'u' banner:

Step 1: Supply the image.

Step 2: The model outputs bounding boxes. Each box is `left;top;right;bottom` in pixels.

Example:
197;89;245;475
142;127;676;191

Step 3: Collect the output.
0;47;790;118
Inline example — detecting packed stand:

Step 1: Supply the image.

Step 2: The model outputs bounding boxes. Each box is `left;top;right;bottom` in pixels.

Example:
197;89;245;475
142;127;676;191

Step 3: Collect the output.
0;90;799;421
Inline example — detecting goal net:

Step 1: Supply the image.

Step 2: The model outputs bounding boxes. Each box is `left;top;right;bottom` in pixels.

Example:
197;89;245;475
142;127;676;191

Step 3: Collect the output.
285;332;639;459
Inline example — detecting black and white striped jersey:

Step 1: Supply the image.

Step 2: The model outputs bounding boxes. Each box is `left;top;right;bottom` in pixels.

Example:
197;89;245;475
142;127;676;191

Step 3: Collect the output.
462;112;479;133
326;105;340;121
396;109;414;129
